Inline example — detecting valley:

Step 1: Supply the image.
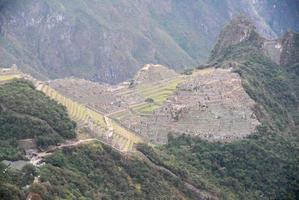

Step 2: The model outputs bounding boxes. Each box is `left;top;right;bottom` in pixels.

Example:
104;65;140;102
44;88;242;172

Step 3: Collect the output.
1;0;298;84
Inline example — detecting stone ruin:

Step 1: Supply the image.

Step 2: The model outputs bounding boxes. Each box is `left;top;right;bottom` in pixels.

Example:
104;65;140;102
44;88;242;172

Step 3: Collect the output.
48;66;260;145
0;64;20;75
49;78;133;114
120;68;260;143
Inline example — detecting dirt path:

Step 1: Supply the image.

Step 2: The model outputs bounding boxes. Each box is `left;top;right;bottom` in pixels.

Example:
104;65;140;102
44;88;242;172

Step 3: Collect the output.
137;151;218;200
29;138;118;166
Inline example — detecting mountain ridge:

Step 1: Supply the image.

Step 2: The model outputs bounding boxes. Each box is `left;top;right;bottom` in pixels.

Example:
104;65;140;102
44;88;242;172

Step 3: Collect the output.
0;0;298;83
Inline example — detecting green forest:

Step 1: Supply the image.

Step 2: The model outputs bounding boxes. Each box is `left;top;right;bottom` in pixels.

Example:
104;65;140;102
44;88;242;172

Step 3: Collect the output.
0;80;76;160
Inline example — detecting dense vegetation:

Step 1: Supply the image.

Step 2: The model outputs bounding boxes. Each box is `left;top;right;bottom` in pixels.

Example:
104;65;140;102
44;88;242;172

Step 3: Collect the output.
0;80;76;160
0;162;36;200
28;142;200;200
0;79;77;199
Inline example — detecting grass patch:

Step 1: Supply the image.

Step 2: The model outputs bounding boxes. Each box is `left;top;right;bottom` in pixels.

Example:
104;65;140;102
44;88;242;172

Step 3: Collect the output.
132;103;160;114
0;75;21;81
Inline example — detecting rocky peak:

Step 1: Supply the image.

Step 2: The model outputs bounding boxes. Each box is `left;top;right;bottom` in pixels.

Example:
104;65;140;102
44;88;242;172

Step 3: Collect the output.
209;16;264;61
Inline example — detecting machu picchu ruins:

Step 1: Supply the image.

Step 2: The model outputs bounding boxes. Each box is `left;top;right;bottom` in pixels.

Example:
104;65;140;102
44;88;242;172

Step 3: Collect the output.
47;65;261;144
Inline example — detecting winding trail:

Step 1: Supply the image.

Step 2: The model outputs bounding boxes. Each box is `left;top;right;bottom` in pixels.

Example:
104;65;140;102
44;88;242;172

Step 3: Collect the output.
137;150;218;200
29;138;123;166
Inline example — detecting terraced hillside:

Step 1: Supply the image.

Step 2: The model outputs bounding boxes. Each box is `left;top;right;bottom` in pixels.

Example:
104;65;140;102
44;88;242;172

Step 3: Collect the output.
0;64;260;147
117;68;260;143
0;67;144;152
36;83;144;152
108;76;185;122
50;65;185;119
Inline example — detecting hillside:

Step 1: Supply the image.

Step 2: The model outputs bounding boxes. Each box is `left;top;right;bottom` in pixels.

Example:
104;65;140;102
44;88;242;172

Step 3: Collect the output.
45;19;299;198
1;140;218;200
0;79;77;199
0;0;299;83
0;80;217;200
0;79;76;160
136;17;299;199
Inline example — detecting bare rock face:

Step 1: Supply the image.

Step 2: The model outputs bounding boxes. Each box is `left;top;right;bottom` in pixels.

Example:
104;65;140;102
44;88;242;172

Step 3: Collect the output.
0;103;6;112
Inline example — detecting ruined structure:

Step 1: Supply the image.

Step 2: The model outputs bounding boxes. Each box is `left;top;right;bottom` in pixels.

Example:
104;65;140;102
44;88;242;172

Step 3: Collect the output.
119;68;260;143
49;65;260;144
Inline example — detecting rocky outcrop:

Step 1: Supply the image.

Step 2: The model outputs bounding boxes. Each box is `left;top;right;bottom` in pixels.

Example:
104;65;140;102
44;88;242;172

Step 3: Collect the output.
210;16;264;60
133;64;178;85
210;16;299;69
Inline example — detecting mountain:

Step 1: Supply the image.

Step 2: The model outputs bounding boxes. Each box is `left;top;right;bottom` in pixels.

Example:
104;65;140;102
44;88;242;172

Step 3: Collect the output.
142;17;299;199
0;0;298;83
